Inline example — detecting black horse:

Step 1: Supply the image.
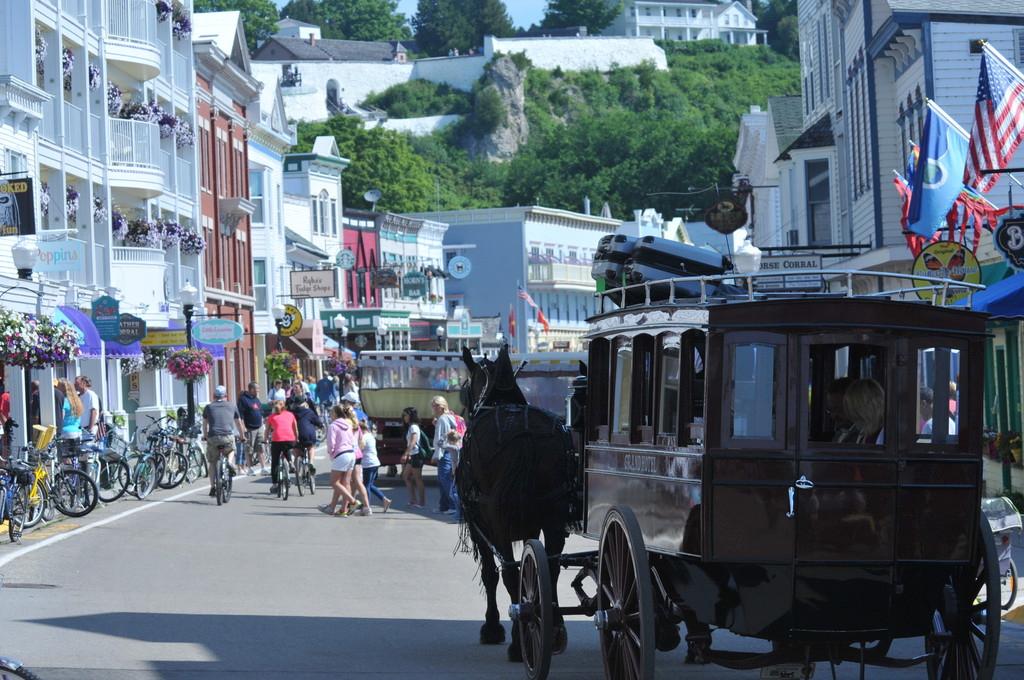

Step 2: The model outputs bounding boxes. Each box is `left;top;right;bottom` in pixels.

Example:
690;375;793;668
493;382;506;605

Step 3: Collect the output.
457;346;577;663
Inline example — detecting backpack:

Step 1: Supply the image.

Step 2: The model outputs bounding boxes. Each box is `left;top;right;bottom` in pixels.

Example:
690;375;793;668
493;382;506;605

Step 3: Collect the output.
417;428;433;460
453;413;467;437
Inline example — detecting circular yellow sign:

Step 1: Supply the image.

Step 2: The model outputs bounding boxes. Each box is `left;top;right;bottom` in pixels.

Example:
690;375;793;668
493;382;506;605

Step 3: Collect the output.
279;304;304;337
911;242;981;302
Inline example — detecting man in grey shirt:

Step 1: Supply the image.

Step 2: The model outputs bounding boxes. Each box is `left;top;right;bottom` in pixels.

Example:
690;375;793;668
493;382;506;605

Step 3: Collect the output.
202;385;244;496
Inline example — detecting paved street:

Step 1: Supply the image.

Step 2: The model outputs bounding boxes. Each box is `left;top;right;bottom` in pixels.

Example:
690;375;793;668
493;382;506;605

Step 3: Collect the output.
0;459;1020;680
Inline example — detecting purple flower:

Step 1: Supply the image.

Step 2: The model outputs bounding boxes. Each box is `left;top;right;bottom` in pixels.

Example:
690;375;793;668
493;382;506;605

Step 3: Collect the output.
35;28;47;77
62;47;74;92
172;1;192;40
111;210;128;240
66;185;80;223
155;0;172;22
179;229;205;255
107;83;123;116
174;117;194;149
88;63;101;91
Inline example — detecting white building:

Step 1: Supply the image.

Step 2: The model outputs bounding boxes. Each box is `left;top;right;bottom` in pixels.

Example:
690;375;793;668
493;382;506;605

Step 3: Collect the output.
733;104;783;248
609;1;766;44
0;0;201;438
248;77;295;392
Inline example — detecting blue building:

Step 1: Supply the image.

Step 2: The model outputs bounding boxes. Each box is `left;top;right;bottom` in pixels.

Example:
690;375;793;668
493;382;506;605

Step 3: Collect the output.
410;207;620;353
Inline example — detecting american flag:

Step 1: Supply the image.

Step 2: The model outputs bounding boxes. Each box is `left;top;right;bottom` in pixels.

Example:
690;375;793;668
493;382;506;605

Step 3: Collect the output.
964;45;1024;193
517;286;538;309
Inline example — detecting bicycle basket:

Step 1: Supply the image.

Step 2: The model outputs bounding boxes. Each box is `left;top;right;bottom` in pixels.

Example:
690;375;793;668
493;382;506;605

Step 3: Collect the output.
106;434;130;458
33;425;56;450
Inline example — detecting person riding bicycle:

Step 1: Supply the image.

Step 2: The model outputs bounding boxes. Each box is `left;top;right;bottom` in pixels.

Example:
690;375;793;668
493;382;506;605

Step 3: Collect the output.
238;382;268;475
202;385;243;497
315;375;337;418
288;396;323;476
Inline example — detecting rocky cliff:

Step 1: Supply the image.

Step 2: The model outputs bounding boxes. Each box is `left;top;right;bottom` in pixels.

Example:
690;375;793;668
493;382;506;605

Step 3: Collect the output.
465;56;529;162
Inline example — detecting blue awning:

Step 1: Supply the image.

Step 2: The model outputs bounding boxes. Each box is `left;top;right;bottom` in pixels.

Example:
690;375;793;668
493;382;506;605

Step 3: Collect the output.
106;339;142;359
54;306;103;358
955;272;1024;319
167;319;227;359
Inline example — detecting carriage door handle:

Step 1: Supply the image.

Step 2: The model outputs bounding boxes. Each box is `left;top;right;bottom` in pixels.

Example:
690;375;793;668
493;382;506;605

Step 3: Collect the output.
786;476;814;519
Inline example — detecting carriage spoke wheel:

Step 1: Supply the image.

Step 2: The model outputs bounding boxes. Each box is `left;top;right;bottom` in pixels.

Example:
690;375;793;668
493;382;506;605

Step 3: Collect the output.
597;508;655;680
927;515;1001;680
517;539;554;680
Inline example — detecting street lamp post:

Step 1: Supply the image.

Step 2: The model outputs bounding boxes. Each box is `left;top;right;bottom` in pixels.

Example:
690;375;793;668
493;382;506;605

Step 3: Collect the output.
179;282;200;428
376;322;387;351
271;303;286;351
12;240;39;281
436;325;446;352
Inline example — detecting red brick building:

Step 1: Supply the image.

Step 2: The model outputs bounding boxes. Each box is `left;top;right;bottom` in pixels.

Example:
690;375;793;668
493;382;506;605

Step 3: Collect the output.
193;13;259;398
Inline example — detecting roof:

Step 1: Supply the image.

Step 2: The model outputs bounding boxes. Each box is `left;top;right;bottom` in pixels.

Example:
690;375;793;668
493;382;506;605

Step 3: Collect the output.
277;17;319;29
887;0;1024;16
285;228;330;259
312;136;340;157
768;96;803;153
252;36;402;62
193;11;241;56
776;114;834;161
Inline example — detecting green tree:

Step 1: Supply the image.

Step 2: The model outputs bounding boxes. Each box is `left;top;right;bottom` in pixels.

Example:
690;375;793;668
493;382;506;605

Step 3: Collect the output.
194;0;279;51
541;0;623;35
295;116;435;213
413;0;513;56
754;0;798;59
280;0;411;41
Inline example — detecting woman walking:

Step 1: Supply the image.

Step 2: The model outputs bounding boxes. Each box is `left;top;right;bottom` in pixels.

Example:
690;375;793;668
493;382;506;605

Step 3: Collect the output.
359;420;391;513
319;404;359;516
429;396;459;515
265;400;298;495
400;406;426;508
348;422;370;516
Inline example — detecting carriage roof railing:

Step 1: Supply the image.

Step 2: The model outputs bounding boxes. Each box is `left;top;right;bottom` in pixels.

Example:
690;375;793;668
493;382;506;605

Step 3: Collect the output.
597;268;985;312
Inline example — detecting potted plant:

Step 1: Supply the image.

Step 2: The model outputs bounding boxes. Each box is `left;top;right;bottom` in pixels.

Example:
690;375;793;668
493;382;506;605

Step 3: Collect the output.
324;356;348;377
166;348;214;383
179;229;206;255
265;351;299;384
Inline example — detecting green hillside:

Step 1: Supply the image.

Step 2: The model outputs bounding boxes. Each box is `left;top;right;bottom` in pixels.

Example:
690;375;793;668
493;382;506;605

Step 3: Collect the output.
296;41;800;217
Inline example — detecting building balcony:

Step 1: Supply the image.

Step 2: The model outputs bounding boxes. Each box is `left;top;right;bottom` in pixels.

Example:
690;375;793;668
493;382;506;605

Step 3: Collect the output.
63;102;85;153
0;76;51;130
110;246;167;312
108;118;164;197
636;16;715;29
527;262;595;291
105;0;161;81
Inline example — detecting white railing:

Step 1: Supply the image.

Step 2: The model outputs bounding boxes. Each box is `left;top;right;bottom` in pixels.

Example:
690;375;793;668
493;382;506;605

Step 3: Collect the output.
528;262;593;286
112;246;165;265
89;113;101;150
160;149;173;180
176;157;194;198
40;98;58;141
108;118;160;168
0;75;48;120
173;50;190;89
63;101;85;152
62;0;85;16
107;0;157;45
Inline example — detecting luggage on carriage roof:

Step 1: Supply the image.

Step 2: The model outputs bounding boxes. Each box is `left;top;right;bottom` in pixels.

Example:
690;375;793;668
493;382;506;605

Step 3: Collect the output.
630;235;730;276
591;257;625;286
597;234;638;261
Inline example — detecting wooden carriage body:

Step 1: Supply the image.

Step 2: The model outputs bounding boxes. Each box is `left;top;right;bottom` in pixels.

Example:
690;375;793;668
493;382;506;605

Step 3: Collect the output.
581;295;989;642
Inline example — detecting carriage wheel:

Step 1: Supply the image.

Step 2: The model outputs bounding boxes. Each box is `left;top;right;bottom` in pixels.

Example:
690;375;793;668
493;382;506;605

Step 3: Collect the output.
596;507;655;680
517;539;554;680
926;515;1001;680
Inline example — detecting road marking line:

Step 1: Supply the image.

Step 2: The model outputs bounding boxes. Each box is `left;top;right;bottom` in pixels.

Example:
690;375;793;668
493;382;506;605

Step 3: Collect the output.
0;484;208;569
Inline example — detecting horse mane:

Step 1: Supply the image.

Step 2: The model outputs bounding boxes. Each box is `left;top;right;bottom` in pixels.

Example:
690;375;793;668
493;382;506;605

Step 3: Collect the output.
484;346;527;406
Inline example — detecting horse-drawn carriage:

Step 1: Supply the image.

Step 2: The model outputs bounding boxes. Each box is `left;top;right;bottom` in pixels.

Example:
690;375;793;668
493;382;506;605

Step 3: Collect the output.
457;246;1001;680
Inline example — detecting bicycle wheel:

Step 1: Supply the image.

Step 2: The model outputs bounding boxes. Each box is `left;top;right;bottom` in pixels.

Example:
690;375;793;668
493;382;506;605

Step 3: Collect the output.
51;469;98;518
132;459;158;500
8;486;29;543
184;446;202;484
24;483;47;529
282;464;290;501
151;453;167;489
96;459;129;503
159;452;188;490
294;459;305;497
307;464;316;496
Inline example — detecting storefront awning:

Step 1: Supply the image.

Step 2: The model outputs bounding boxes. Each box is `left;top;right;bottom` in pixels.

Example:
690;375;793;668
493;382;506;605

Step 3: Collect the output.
106;339;143;358
956;272;1024;319
54;306;103;358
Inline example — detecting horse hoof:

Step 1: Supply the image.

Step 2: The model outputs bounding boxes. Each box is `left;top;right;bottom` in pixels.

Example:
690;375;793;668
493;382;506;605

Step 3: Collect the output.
656;622;681;652
553;624;568;655
507;641;523;663
480;621;505;645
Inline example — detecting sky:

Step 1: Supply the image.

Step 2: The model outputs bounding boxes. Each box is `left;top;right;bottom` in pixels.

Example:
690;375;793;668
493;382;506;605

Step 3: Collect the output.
275;1;548;30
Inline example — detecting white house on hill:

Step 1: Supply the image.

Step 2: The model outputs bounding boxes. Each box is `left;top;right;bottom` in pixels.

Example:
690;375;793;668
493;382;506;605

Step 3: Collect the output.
609;1;767;44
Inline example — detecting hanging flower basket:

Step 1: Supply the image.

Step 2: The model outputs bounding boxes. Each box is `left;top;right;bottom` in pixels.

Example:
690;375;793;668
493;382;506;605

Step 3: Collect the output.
179;228;205;255
160;220;183;248
124;217;163;248
324;356;348;377
34;317;81;366
93;196;107;224
111;209;128;241
107;83;123;116
172;1;192;40
166;348;214;383
62;47;74;92
35;28;47;78
119;99;160;123
154;0;172;22
0;310;79;368
143;347;172;371
40;181;51;217
175;117;194;149
88;63;101;91
66;185;79;224
158;110;177;139
265;351;299;383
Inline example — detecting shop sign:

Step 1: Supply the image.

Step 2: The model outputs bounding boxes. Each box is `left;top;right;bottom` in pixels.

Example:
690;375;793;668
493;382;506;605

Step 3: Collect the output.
446;321;484;338
36;239;85;273
192;319;244;345
995;212;1024;272
117;314;147;345
128;372;140;401
448;255;472;279
912;241;981;303
0;177;36;237
279;304;303;338
335;248;356;270
756;254;823;291
141;329;187;347
372;268;399;289
402;271;429;298
704;198;748;235
289;269;337;299
91;295;121;342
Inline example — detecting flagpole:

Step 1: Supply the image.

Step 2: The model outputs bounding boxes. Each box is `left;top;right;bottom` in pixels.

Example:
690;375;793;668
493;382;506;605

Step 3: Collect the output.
983;42;1024;84
925;99;970;139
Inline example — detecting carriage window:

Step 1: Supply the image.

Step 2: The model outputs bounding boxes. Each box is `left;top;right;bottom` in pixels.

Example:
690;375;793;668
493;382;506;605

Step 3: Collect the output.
916;347;960;445
731;344;776;439
612;339;633;434
658;334;681;436
588;338;611;440
807;343;887;445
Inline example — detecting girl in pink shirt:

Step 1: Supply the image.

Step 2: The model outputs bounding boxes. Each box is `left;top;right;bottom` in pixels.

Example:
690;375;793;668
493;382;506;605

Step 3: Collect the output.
320;404;359;516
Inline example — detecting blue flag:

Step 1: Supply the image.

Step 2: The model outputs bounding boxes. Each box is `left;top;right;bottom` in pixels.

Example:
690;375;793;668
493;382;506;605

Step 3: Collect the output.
907;103;969;238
